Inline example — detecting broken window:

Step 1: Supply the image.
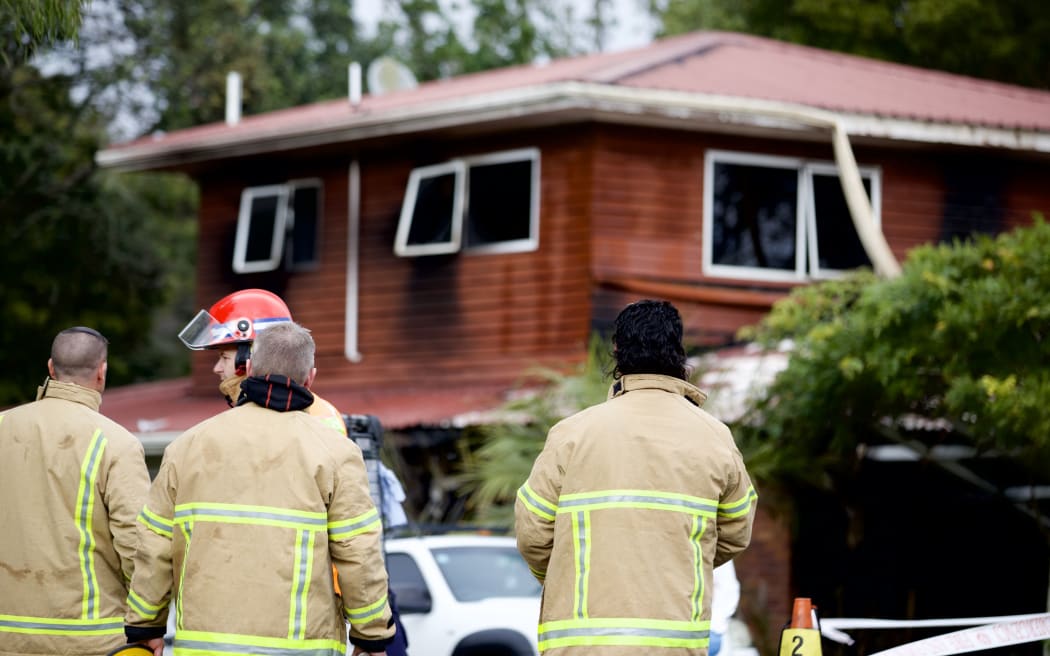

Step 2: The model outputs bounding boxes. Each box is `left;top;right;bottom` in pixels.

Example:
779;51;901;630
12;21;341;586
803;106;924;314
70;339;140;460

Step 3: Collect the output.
395;148;540;257
233;179;322;274
704;150;880;281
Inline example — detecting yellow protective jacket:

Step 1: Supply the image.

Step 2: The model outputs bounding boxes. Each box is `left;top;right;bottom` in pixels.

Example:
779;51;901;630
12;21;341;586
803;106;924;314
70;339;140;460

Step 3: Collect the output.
0;379;150;656
307;394;347;436
515;374;758;656
126;401;393;655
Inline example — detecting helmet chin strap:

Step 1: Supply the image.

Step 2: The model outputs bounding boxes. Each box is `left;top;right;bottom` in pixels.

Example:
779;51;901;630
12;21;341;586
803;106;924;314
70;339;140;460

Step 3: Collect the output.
234;342;252;376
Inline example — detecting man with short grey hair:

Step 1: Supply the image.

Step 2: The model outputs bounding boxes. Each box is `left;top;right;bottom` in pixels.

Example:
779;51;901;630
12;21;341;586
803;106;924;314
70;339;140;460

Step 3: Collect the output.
124;322;394;656
244;321;316;385
0;326;151;656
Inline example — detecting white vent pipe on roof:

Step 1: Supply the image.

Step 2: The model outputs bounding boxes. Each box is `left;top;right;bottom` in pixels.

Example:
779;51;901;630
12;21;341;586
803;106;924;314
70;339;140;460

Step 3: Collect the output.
349;62;362;107
225;71;242;126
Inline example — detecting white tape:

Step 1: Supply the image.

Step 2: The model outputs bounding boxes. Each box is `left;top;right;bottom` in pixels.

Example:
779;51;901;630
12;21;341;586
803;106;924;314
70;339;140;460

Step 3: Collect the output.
865;613;1050;656
822;614;1048;631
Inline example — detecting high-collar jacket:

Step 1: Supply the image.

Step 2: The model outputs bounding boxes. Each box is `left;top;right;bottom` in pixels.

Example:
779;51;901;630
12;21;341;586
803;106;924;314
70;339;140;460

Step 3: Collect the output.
516;374;758;655
0;379;150;656
125;401;394;653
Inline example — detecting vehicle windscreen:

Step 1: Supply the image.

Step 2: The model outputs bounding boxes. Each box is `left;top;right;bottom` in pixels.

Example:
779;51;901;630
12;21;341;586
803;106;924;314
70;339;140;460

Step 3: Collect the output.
431;546;542;602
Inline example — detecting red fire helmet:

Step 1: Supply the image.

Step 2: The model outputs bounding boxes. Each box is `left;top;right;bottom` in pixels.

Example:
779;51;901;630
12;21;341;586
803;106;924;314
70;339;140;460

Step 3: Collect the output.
178;289;293;350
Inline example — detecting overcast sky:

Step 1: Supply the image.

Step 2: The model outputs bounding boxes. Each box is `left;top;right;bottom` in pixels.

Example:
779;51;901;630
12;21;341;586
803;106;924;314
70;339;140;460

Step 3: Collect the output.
353;0;658;54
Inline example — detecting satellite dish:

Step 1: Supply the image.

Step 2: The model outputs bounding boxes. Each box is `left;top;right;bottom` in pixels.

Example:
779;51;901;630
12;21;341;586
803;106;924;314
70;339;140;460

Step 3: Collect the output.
367;56;419;96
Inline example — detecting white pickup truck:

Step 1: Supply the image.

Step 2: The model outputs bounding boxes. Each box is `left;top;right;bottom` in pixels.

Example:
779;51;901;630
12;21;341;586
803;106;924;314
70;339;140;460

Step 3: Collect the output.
385;534;541;656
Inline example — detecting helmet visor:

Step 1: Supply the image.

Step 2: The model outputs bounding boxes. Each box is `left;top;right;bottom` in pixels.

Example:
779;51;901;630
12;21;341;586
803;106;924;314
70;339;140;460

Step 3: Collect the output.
178;309;240;350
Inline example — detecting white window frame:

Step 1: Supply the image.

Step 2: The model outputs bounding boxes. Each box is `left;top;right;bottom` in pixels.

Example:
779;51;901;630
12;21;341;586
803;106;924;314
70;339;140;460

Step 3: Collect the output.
394;160;466;257
394;147;540;257
804;162;882;279
461;147;541;255
702;149;881;282
233;184;290;274
284;178;323;272
232;180;323;274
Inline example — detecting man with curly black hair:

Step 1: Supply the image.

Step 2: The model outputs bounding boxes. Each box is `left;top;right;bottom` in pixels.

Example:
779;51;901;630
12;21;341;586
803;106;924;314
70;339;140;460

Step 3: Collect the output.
515;299;757;656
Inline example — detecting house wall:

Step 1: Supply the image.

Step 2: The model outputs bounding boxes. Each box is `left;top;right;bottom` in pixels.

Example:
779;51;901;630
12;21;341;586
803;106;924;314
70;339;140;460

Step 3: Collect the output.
189;122;1050;388
188;126;595;393
587;124;1050;344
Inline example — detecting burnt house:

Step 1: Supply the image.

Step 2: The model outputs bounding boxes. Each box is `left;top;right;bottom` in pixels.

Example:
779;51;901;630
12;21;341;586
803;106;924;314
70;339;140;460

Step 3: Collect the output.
98;31;1050;651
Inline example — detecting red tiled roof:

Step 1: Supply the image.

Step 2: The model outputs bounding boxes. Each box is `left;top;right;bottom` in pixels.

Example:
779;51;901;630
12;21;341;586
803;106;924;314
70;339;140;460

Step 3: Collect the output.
101;377;511;434
102;30;1050;164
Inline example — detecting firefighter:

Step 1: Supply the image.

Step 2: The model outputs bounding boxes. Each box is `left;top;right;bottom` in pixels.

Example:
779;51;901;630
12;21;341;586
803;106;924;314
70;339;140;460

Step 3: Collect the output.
178;288;409;655
0;327;151;656
178;288;346;433
124;322;394;655
515;300;758;655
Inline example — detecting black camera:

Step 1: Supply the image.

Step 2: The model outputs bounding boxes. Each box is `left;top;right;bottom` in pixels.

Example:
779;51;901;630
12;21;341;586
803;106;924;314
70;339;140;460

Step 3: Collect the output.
343;414;384;511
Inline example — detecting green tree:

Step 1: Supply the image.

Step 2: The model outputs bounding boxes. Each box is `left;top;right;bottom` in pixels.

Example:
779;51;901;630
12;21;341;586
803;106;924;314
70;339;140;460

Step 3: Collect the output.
96;0;387;133
373;0;467;82
735;220;1050;495
376;0;578;83
0;9;196;404
647;0;1050;89
2;0;84;56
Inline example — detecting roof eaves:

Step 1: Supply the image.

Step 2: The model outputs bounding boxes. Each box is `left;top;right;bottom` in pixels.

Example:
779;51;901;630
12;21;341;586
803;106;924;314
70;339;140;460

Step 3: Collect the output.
840;113;1050;152
96;81;1050;172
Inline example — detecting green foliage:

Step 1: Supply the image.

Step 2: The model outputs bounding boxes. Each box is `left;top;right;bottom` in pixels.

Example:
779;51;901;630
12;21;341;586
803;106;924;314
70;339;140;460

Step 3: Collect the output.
736;220;1050;489
457;335;613;525
104;0;387;132
1;0;83;59
0;14;197;404
378;0;577;83
648;0;1050;89
100;172;199;382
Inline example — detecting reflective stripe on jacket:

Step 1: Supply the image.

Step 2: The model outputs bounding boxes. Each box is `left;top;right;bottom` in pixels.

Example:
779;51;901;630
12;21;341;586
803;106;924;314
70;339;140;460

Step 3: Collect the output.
306;394;347;436
515;374;758;656
125;402;393;652
0;379;150;656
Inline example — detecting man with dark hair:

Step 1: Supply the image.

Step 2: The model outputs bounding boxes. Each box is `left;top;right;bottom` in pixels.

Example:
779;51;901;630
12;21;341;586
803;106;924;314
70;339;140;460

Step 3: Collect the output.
124;322;395;656
515;299;758;655
0;327;151;656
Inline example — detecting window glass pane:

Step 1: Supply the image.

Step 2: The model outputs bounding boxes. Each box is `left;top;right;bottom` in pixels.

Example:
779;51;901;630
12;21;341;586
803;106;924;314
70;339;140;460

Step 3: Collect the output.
431;546;541;602
465;159;532;247
711;162;797;270
245;194;280;263
289;185;319;268
812;174;872;271
406;172;457;246
387;553;428;594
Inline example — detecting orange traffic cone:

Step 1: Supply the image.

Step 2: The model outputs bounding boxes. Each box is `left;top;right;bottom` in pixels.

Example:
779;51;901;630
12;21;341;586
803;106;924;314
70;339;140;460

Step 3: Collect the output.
779;598;822;656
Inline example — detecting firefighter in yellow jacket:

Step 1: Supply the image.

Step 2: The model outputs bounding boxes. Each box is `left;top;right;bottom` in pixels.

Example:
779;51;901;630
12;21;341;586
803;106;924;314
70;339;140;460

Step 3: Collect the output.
0;327;150;656
124;322;394;655
178;288;347;434
515;300;758;655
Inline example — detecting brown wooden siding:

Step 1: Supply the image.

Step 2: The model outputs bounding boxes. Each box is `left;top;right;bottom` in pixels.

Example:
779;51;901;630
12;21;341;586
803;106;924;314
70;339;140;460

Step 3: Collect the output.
588;124;1050;345
187;121;1050;387
1006;157;1050;230
190;127;594;392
